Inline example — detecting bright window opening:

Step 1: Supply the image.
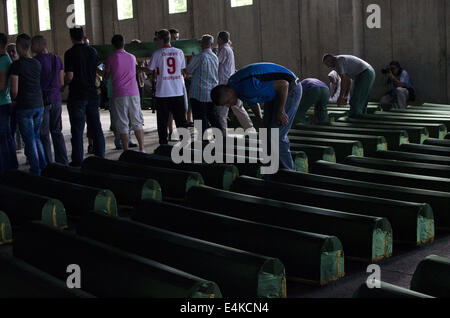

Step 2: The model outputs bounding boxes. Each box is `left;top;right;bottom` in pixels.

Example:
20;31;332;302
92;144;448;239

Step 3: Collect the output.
6;0;19;35
117;0;134;20
169;0;187;14
231;0;253;8
38;0;52;31
74;0;86;26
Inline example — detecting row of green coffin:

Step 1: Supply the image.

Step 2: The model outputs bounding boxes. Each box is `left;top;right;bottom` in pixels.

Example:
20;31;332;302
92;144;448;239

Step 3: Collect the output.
339;117;444;140
14;221;221;298
289;130;387;157
12;198;345;297
232;176;434;246
354;255;450;298
154;144;310;175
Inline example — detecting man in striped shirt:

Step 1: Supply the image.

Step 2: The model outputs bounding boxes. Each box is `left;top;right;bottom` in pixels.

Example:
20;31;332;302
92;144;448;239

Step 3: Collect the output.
186;35;222;135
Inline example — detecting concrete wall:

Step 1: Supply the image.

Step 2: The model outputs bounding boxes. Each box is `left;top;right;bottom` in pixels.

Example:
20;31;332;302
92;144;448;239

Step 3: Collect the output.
0;0;448;103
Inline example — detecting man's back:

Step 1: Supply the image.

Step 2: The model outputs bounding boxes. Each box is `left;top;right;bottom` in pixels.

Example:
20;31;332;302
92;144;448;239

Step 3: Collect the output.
106;50;139;99
64;44;98;101
34;53;63;102
335;55;372;79
10;57;43;109
187;49;218;102
148;47;186;98
218;44;235;85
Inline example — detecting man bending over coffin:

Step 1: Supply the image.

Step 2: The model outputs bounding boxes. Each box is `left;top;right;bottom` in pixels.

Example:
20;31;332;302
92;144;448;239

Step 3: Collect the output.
323;54;375;117
294;78;330;125
211;63;303;171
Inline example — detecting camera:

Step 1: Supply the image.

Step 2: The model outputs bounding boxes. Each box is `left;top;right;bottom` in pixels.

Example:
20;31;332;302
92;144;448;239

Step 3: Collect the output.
381;67;391;75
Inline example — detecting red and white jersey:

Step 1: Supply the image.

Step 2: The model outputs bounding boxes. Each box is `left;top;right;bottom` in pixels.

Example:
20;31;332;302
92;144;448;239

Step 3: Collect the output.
148;46;186;98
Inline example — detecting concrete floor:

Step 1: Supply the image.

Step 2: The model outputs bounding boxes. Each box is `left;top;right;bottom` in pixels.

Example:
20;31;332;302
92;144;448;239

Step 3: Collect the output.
12;105;450;298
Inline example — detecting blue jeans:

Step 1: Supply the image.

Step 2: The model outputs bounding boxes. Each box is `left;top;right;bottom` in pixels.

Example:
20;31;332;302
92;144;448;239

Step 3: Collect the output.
67;98;105;166
264;82;303;171
16;107;47;176
41;100;69;165
0;104;18;174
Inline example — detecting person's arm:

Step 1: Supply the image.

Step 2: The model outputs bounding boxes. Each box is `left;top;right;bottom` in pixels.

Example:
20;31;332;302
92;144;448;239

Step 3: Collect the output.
0;71;7;92
338;73;351;106
186;55;201;75
389;71;408;88
273;80;290;126
10;75;18;100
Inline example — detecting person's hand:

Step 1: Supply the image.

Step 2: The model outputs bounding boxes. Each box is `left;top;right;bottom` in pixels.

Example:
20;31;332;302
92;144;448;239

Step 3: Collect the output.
277;111;289;126
337;96;347;107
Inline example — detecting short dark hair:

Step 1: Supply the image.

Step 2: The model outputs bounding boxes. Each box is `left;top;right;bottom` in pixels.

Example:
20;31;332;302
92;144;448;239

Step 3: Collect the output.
0;33;7;49
157;29;171;44
16;34;32;51
322;54;334;63
70;27;85;42
111;34;125;49
169;29;179;35
211;85;231;106
31;35;47;47
218;31;230;43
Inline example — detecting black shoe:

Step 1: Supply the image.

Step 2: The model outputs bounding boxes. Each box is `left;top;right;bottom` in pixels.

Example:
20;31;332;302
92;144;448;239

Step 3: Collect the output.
115;146;123;150
187;122;194;128
129;142;138;148
87;145;94;155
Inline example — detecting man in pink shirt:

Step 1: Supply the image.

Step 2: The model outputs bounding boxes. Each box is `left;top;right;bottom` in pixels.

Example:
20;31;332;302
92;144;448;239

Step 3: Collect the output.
105;34;145;152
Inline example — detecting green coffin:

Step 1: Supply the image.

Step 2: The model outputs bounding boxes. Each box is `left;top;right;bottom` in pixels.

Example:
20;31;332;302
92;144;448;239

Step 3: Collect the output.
93;39;202;61
14;221;222;298
289;130;388;156
409;106;450;111
331;122;427;144
78;212;286;298
232;176;433;246
43;163;162;207
376;111;450;119
187;186;392;262
344;155;450;179
391;108;450;116
326;106;380;114
424;138;450;148
294;124;408;150
372;150;450;166
132;199;345;286
0;254;94;298
120;151;237;191
81;157;201;201
353;281;433;298
273;170;450;228
289;137;363;162
400;143;450;157
421;103;450;108
338;117;442;140
1;171;118;217
0;185;67;229
358;114;450;135
410;255;450;298
311;161;450;194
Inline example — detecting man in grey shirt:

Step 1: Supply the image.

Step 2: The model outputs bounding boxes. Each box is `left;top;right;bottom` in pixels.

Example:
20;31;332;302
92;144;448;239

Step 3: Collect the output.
323;54;375;117
215;31;255;134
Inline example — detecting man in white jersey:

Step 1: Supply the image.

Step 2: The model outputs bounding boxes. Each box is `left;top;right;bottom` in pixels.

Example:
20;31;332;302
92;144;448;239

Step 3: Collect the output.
147;29;188;145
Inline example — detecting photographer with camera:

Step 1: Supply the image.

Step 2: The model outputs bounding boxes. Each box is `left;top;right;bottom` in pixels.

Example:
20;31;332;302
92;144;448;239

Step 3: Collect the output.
380;61;415;110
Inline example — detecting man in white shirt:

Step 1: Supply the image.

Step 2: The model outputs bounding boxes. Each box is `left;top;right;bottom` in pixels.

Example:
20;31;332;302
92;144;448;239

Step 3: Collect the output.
147;29;188;145
215;31;254;134
323;54;375;117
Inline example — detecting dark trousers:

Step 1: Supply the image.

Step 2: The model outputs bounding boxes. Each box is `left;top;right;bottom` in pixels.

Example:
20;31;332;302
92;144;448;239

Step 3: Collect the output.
67;98;105;167
156;96;188;145
191;98;223;135
0;104;18;174
16;107;47;176
40;100;69;165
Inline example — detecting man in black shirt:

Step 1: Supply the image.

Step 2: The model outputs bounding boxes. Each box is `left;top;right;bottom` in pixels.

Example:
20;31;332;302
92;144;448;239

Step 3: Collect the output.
63;27;105;167
10;34;47;176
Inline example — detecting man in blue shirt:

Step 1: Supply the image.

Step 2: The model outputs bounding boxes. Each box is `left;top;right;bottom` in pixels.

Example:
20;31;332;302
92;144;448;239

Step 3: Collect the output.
380;61;415;110
211;62;303;171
